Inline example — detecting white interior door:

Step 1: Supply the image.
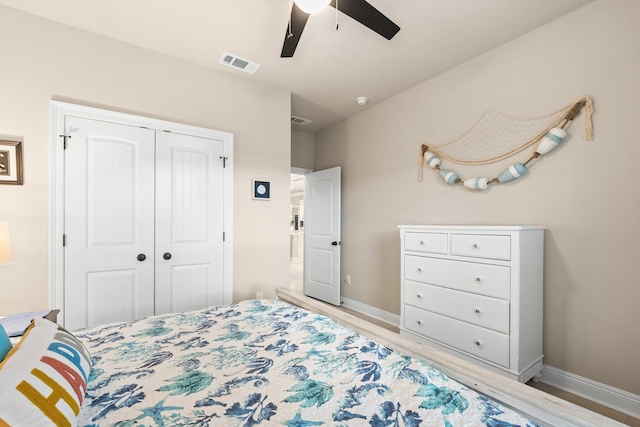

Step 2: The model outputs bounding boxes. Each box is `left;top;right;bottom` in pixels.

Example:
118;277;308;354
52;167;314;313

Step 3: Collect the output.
64;117;156;330
154;132;225;315
304;167;341;306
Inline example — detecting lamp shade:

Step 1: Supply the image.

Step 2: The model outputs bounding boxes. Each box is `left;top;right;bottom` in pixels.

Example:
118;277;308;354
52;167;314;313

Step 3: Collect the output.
0;221;14;265
294;0;331;14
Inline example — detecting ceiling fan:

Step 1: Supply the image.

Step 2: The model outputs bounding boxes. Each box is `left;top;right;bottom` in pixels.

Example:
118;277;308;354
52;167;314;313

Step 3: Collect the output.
281;0;400;58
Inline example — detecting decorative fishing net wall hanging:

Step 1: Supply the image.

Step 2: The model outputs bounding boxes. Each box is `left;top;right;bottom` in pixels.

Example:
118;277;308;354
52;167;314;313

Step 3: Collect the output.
418;96;594;190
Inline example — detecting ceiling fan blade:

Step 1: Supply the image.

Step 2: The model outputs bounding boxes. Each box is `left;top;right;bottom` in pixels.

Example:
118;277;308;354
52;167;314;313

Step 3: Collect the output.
331;0;400;40
281;3;310;58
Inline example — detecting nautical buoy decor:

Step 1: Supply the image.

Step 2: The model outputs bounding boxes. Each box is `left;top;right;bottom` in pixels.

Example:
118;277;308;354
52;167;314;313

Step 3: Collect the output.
498;163;528;183
464;177;490;190
418;96;594;191
425;152;441;168
439;169;459;185
536;128;567;156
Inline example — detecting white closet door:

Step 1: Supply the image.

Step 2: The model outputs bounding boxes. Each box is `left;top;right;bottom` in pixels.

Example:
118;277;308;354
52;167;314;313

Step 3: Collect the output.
154;132;225;315
64;117;156;330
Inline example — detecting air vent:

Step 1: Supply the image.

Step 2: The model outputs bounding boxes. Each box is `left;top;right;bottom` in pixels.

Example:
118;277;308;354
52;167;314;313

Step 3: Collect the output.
291;115;312;126
219;52;260;74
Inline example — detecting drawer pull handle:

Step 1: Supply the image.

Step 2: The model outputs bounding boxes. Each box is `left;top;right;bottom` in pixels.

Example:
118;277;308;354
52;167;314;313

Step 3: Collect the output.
417;267;423;272
474;308;481;315
417;320;423;325
419;240;424;245
473;244;479;249
475;277;481;282
474;340;481;347
416;294;423;299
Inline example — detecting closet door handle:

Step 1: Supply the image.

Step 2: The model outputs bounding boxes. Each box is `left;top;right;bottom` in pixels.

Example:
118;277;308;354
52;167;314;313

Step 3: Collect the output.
163;252;172;260
137;254;146;261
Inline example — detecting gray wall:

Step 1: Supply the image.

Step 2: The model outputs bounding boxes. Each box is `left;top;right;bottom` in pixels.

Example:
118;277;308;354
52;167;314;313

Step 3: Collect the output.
315;0;640;395
292;130;315;170
0;6;291;311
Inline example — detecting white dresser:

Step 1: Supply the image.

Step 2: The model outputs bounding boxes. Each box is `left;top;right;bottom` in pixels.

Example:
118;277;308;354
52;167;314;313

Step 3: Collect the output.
399;225;544;382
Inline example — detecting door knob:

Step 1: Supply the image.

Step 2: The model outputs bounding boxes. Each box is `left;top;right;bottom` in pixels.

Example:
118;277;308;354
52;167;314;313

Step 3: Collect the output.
163;252;172;260
331;241;340;246
137;254;146;261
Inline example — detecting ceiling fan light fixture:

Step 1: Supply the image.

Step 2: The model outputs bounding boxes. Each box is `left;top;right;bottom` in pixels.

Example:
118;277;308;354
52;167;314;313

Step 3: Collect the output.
294;0;331;15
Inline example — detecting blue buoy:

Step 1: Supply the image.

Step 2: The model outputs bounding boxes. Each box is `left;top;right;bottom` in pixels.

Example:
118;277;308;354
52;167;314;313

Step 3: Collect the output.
498;163;528;183
439;169;459;185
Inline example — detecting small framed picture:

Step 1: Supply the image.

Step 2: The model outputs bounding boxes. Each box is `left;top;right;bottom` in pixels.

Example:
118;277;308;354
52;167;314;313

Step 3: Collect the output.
252;180;270;200
0;140;23;185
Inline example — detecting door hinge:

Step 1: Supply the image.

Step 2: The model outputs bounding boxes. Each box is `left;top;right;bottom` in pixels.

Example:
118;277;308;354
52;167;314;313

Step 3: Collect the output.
223;232;226;242
62;234;66;246
220;156;228;168
59;134;71;150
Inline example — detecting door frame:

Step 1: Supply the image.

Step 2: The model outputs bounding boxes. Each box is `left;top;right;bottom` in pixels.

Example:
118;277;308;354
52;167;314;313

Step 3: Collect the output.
49;101;234;318
290;167;312;286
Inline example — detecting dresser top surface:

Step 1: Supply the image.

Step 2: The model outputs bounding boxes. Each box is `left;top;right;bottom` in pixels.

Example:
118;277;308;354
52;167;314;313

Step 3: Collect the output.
398;225;545;231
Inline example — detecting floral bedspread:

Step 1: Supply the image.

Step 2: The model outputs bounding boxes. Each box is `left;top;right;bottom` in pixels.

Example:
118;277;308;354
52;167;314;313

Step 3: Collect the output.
75;299;537;426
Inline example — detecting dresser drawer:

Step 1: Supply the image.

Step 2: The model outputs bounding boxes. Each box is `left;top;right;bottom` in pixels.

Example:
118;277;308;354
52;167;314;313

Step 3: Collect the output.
404;232;447;254
404;281;510;334
404;255;511;300
451;234;511;260
404;305;510;368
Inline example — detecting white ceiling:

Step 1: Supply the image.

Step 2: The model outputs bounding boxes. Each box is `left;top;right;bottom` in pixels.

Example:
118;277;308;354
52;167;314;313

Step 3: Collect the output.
0;0;594;134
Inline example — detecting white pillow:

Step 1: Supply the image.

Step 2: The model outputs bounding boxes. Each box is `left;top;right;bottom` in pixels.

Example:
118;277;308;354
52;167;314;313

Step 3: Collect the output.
0;317;92;426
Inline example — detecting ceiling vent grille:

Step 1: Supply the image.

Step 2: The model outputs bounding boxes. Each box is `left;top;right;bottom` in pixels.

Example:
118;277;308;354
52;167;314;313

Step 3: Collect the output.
219;52;260;74
291;115;312;126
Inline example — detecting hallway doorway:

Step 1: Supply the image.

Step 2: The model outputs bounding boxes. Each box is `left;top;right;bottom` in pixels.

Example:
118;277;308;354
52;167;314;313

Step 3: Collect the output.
289;172;305;292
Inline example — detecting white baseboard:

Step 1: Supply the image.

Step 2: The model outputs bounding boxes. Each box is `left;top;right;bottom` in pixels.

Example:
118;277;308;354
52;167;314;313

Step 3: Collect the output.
541;365;640;419
340;296;400;328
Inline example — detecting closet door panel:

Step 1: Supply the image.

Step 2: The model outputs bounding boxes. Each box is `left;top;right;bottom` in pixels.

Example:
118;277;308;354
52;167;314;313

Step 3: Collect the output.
155;132;225;315
169;265;209;313
64;116;156;330
86;270;138;326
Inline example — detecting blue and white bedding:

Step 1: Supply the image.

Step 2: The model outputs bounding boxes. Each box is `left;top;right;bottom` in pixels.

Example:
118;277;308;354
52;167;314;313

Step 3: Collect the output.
75;299;538;426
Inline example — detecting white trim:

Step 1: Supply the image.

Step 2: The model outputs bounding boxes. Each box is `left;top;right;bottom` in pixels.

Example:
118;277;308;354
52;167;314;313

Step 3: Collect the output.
541;365;640;419
291;167;313;175
340;296;400;328
49;101;234;324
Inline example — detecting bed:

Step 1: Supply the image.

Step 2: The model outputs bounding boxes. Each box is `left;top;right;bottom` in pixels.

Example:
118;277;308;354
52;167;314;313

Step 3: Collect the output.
0;288;624;427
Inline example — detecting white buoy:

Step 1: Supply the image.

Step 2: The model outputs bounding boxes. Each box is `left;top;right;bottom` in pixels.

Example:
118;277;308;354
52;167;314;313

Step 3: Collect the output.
536;128;567;156
439;169;459;185
464;177;490;190
424;152;441;169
